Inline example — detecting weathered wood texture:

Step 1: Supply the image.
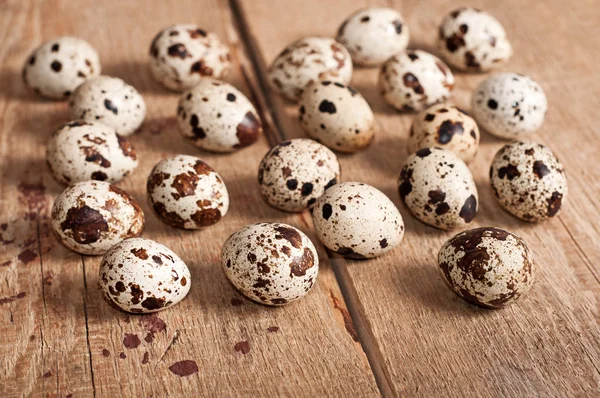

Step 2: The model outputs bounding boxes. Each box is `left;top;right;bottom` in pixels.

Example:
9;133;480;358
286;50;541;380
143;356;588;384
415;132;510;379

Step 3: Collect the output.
0;0;599;397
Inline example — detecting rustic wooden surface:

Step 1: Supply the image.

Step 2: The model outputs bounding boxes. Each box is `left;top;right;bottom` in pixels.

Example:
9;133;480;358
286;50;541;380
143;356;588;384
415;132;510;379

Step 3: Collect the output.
0;0;598;397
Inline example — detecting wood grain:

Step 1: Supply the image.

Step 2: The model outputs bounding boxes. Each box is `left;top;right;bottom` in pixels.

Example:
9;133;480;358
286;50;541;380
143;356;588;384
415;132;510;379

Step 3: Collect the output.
0;0;599;396
236;0;600;396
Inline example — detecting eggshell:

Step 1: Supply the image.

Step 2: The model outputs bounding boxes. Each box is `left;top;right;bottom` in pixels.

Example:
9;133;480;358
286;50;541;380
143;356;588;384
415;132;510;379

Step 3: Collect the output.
490;141;567;222
51;181;144;255
438;7;512;72
408;103;480;163
336;7;410;66
177;78;262;152
438;227;535;308
268;37;353;102
147;155;229;229
258;139;341;212
299;81;375;152
221;222;319;306
380;50;454;112
69;76;146;136
471;73;547;139
22;36;101;100
312;182;404;259
46;120;138;185
99;238;191;313
149;24;231;91
399;147;478;230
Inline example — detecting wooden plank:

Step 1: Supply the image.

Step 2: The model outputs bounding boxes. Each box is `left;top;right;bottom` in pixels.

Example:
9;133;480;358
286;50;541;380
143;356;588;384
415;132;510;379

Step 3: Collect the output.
0;0;379;396
236;0;600;396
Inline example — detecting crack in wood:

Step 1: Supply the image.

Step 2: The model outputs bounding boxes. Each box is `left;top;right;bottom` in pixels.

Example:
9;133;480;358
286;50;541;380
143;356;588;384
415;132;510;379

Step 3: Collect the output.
158;329;180;363
558;216;600;285
81;257;97;398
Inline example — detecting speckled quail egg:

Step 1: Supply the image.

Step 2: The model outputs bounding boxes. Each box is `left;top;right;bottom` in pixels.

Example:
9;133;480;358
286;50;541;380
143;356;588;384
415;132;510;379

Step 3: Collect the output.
149;24;231;91
490;141;567;222
380;50;455;112
221;222;319;306
46;120;138;185
399;147;478;230
99;238;191;313
299;81;375;153
408;103;480;163
22;36;101;100
472;73;547;139
312;182;404;259
258;139;341;212
336;7;410;67
268;37;353;102
438;227;536;308
438;8;512;72
177;78;262;152
69;76;146;136
147;155;229;229
51;181;144;255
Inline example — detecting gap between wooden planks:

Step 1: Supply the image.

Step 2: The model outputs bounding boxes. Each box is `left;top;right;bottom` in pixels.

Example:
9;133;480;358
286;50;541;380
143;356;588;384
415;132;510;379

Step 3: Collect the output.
235;0;600;397
0;0;378;397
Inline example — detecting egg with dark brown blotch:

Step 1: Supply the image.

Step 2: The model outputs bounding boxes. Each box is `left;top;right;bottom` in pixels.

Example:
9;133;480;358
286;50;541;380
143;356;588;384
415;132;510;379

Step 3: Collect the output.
490;141;567;222
99;238;191;313
51;181;144;255
399;147;478;230
438;227;536;308
221;222;319;306
147;155;229;229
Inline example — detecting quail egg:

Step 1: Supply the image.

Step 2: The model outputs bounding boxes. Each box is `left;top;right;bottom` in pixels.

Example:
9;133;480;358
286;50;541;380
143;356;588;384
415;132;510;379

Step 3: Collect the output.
22;36;101;100
258;139;340;212
438;7;512;72
471;73;547;139
490;141;567;222
336;6;410;66
380;50;454;112
438;227;536;308
46;120;138;185
268;37;353;102
312;182;404;259
399;147;478;230
147;155;229;229
177;78;262;152
299;80;375;152
51;181;144;255
221;222;319;306
408;103;480;163
149;24;231;91
69;76;146;136
99;238;191;313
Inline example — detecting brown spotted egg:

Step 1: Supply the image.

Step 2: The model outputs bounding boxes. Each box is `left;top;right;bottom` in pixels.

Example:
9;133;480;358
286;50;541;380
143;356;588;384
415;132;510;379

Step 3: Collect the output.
99;238;191;313
46;120;138;185
490;141;567;222
177;78;262;152
299;81;375;153
222;223;319;306
438;227;536;308
69;76;146;136
149;24;231;91
312;182;404;259
258;139;340;212
147;155;229;229
51;181;144;255
380;50;454;112
267;37;353;102
399;148;478;230
336;6;410;66
408;103;480;163
438;8;512;72
472;73;547;139
22;36;101;100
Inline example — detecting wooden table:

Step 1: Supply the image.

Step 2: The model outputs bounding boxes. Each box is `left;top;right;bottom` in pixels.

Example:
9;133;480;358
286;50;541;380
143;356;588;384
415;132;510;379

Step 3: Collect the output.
1;0;599;396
